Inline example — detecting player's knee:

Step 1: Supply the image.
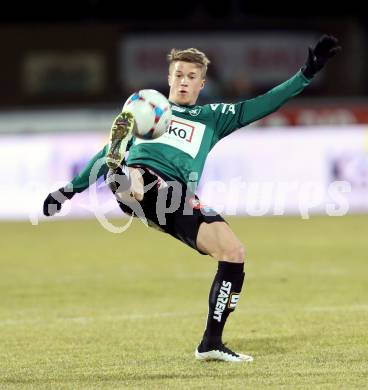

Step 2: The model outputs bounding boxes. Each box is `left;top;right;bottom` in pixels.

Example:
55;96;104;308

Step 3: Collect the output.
221;243;245;263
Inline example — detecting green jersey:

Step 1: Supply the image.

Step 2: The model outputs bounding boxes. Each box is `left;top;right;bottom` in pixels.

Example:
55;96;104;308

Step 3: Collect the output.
69;71;310;192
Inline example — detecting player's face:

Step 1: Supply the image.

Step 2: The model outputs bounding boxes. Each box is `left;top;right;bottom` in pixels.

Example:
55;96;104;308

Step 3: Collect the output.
168;61;205;106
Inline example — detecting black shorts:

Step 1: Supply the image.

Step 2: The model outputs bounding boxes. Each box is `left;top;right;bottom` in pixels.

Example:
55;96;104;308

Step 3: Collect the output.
108;165;225;254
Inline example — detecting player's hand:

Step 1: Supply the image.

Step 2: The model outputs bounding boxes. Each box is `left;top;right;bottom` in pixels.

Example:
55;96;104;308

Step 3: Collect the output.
302;34;341;79
43;187;75;217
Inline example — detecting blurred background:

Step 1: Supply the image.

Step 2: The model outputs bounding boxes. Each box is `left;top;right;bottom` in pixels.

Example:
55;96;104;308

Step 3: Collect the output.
1;2;368;221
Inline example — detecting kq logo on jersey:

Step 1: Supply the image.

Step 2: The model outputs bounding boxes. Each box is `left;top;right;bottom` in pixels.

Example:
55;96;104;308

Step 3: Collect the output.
168;120;195;143
134;115;206;158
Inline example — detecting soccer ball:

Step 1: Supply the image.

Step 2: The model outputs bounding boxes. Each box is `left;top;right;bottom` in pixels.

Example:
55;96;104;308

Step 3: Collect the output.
123;89;172;140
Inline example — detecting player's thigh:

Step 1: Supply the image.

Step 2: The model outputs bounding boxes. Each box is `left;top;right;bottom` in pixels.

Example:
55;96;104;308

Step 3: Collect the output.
196;221;245;262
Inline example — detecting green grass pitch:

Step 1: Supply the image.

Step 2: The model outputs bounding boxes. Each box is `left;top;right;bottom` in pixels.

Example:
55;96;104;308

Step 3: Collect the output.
1;215;367;389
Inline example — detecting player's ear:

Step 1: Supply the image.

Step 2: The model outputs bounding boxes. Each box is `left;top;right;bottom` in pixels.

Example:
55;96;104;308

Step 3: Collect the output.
168;74;172;87
200;79;205;90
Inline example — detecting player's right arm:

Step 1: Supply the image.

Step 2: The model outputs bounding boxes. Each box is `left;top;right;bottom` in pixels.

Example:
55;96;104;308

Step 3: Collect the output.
43;144;109;216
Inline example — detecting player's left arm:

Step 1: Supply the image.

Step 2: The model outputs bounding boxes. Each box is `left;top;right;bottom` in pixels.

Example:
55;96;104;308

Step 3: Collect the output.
214;35;341;138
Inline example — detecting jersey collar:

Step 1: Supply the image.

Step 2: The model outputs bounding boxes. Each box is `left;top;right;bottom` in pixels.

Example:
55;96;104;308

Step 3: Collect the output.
169;101;196;109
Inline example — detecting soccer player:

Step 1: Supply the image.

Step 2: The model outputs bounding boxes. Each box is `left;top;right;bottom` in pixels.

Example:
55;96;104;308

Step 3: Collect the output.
43;35;340;362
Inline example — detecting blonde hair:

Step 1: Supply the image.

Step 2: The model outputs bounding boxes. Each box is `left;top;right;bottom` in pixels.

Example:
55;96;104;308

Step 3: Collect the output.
167;48;210;78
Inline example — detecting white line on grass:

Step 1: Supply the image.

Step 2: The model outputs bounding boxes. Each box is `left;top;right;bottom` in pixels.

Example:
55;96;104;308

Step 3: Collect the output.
0;311;199;326
1;304;367;327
